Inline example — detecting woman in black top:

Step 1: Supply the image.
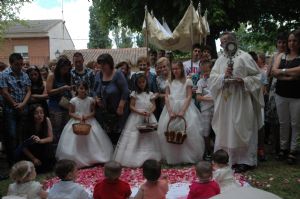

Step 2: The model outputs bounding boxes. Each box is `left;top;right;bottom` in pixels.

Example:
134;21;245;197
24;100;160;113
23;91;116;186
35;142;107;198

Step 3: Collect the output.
272;30;300;164
21;104;55;172
27;66;49;116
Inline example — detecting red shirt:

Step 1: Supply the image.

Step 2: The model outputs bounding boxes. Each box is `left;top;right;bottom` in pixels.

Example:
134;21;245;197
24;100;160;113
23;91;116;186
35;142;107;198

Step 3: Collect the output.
93;178;132;199
187;180;220;199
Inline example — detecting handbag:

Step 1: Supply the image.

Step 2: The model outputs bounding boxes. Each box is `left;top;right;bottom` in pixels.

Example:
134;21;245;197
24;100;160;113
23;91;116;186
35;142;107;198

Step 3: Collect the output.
59;96;70;109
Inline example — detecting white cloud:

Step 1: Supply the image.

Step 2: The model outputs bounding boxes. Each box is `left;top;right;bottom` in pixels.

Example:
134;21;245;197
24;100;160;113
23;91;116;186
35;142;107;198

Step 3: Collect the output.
19;0;92;49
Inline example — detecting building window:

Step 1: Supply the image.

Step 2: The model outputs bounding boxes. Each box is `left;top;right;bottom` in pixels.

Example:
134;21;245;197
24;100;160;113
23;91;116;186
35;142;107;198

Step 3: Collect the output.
14;45;29;58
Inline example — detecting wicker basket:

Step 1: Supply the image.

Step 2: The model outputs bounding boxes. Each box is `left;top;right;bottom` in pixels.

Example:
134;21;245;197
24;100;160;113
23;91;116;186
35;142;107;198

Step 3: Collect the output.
137;122;158;133
72;122;91;135
164;116;187;144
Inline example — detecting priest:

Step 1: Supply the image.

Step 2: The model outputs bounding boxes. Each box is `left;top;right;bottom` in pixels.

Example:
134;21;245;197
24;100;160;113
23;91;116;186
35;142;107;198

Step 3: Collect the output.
208;32;264;172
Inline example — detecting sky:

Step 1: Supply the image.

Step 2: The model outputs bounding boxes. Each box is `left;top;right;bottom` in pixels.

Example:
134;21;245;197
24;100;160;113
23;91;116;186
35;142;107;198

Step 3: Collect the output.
19;0;92;49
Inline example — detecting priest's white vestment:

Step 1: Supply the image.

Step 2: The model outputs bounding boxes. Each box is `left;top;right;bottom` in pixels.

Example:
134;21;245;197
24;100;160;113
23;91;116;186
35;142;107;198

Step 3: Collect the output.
208;50;264;166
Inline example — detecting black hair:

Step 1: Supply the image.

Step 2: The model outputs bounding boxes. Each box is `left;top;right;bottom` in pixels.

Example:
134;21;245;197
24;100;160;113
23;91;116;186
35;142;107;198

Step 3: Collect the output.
116;61;129;70
75;81;89;96
97;53;114;70
248;51;258;62
27;104;48;138
201;45;212;53
55;159;76;180
73;52;84;59
142;159;161;181
192;43;201;50
26;66;44;89
54;57;71;84
276;32;288;43
135;73;149;94
149;49;157;55
212;149;229;165
9;53;23;65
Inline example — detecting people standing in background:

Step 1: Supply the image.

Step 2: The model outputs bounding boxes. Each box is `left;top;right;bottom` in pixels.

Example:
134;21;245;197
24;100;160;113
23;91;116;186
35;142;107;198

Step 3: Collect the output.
46;57;72;143
149;49;158;74
158;50;166;59
265;32;288;152
94;53;130;145
0;53;31;165
27;66;49;117
39;66;49;82
48;59;57;73
70;52;94;96
183;43;202;76
272;30;300;165
130;56;158;97
116;61;132;90
156;57;170;118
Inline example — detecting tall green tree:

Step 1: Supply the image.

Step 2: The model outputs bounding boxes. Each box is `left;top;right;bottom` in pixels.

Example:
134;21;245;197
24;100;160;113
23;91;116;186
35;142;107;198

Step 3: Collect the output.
111;23;133;48
88;1;111;48
91;0;299;56
0;0;33;39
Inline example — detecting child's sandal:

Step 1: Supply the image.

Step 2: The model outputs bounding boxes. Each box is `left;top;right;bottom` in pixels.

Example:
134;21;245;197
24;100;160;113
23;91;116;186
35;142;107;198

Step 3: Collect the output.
287;152;297;165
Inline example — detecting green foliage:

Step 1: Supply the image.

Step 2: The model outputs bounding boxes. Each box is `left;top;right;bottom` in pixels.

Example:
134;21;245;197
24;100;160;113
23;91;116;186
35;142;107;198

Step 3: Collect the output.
0;0;33;39
92;0;299;51
88;1;112;48
235;23;276;54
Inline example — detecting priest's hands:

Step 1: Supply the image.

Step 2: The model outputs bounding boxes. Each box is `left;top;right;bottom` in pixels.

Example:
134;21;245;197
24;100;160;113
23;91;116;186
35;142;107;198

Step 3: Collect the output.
225;67;233;78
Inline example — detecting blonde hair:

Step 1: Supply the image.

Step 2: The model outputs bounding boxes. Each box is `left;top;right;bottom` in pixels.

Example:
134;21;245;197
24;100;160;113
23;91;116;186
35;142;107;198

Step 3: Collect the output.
156;57;170;67
10;161;35;183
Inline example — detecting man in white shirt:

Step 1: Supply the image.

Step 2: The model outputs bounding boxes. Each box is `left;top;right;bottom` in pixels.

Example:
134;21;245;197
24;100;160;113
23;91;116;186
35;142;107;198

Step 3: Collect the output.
183;43;202;76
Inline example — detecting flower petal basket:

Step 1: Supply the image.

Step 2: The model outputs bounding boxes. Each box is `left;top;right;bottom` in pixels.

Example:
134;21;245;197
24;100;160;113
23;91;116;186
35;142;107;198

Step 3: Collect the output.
164;116;187;144
72;122;91;135
137;122;158;133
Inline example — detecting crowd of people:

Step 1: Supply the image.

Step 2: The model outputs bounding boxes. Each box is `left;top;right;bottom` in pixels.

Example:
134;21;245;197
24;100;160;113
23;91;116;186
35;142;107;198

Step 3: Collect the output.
0;29;299;198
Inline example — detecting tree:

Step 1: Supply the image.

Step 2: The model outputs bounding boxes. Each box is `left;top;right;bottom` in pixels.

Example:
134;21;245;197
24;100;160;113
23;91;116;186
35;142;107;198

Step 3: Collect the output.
235;23;277;54
88;1;111;48
92;0;299;56
111;23;133;48
0;0;33;39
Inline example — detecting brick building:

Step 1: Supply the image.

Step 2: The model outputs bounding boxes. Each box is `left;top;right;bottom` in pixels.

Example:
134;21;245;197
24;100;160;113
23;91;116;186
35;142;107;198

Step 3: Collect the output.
0;19;75;66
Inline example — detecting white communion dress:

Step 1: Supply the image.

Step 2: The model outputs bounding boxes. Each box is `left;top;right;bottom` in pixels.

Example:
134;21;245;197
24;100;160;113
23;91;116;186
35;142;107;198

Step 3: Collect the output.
114;91;161;167
157;79;205;164
56;96;113;168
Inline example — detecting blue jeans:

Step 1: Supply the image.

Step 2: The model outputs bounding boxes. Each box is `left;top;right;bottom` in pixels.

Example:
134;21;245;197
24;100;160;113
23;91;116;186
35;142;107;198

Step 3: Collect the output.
4;107;28;164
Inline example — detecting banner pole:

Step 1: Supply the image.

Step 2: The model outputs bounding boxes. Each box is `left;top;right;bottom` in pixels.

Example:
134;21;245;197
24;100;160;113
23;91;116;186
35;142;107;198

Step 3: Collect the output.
145;5;149;60
190;1;194;73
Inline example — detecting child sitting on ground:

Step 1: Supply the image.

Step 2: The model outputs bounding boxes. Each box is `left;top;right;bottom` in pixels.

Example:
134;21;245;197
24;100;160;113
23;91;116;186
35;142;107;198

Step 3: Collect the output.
187;161;220;199
93;161;132;199
48;159;90;199
134;159;168;199
212;149;241;193
7;161;47;199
